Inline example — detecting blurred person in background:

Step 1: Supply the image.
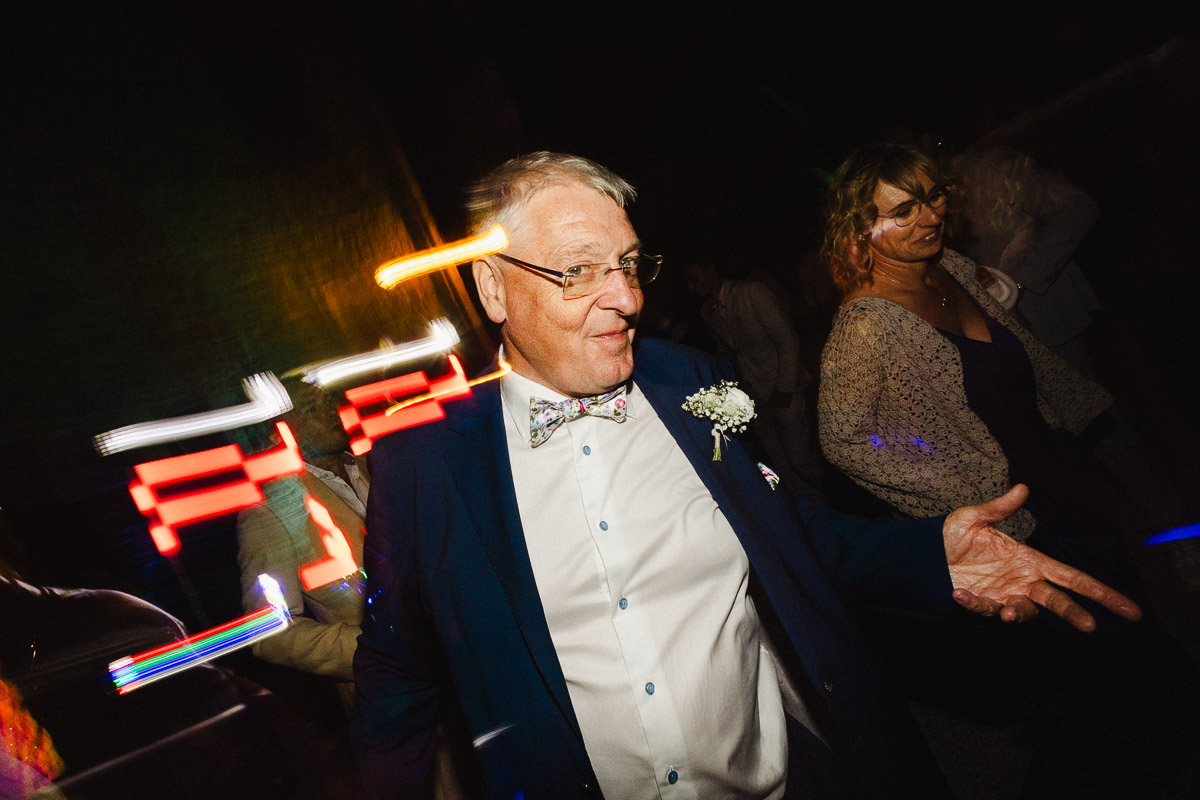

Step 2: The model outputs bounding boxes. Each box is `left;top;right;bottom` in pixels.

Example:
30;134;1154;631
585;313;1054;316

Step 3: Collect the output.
686;260;829;504
951;146;1101;375
236;379;370;711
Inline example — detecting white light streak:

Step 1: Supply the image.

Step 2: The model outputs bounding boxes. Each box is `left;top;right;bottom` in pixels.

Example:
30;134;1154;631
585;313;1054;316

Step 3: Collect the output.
94;373;292;456
257;573;290;617
295;318;460;387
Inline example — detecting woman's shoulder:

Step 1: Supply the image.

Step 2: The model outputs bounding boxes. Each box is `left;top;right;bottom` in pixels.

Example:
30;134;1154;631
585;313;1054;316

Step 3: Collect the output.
937;248;978;282
832;294;916;338
823;297;907;366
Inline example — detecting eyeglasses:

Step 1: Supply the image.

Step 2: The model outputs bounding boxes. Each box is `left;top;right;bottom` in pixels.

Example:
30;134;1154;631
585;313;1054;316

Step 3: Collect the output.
878;182;952;227
494;252;663;300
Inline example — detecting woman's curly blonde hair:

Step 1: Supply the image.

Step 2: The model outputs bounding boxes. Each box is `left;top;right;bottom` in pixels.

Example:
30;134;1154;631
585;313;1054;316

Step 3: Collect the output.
821;142;947;294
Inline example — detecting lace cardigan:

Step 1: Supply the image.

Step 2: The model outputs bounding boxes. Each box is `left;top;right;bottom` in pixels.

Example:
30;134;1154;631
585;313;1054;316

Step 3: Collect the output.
817;249;1112;540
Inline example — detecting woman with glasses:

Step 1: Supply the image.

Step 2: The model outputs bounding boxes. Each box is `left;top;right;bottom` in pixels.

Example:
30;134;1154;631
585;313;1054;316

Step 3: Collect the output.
814;142;1200;799
816;142;1116;548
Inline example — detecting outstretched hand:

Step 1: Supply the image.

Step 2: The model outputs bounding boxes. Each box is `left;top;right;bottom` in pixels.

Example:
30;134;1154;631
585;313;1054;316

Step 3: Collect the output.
944;484;1142;632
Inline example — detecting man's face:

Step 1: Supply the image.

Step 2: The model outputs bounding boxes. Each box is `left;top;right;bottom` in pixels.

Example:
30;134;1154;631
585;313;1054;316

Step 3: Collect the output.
284;383;350;458
474;182;643;397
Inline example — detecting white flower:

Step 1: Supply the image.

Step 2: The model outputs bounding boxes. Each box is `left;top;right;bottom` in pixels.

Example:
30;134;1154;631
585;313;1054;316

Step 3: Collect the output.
682;380;756;460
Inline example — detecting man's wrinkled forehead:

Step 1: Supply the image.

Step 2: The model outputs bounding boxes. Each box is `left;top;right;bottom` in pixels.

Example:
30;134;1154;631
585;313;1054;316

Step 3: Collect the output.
506;180;631;247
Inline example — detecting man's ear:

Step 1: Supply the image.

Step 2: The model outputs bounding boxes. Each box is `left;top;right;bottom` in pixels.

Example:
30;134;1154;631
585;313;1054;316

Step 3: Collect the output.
473;258;507;324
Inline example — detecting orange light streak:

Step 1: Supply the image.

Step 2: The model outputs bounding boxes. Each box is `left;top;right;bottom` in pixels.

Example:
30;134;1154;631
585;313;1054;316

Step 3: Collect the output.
374;225;508;290
385;357;511;415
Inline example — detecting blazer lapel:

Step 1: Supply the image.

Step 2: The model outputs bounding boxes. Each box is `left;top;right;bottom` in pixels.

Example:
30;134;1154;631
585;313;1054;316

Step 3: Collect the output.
441;381;584;743
635;352;755;511
634;346;782;562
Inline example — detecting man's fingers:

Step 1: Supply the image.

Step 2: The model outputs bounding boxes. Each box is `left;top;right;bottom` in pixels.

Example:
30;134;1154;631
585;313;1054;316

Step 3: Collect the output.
1028;580;1097;633
975;483;1029;524
999;596;1038;624
1045;563;1143;622
952;588;1000;617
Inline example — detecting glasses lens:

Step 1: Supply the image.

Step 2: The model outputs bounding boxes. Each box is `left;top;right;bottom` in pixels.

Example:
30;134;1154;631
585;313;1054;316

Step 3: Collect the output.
635;255;661;286
892;206;918;227
561;256;662;299
562;265;604;299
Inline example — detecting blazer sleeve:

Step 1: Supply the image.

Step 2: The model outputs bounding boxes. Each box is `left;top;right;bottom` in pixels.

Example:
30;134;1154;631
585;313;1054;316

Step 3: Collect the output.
351;437;442;800
236;493;360;680
797;496;953;612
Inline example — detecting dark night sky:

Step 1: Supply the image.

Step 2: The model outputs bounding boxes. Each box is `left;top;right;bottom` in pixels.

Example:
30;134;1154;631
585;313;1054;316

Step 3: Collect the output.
347;3;1198;251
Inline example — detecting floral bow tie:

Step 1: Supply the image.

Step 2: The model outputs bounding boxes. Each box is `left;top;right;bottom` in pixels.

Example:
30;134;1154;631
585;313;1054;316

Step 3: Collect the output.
529;387;627;447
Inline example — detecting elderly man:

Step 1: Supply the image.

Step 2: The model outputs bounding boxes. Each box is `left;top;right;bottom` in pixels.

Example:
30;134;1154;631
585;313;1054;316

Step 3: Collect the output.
351;152;1139;800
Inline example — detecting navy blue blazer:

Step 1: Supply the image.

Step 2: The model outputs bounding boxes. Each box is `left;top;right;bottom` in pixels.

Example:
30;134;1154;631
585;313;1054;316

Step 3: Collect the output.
353;339;952;799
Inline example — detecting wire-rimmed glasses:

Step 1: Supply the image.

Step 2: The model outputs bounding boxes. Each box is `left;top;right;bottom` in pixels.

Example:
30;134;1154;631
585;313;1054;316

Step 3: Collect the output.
878;182;953;227
494;252;663;300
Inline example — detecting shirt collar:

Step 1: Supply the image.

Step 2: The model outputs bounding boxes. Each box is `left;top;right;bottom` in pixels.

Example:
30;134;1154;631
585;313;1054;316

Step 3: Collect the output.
498;345;637;444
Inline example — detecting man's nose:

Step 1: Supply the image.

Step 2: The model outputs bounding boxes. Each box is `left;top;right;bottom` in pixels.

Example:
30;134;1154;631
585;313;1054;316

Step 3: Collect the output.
596;267;640;313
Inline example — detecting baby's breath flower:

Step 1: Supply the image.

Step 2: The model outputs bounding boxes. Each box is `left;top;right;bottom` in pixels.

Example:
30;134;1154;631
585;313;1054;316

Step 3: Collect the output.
682;380;755;460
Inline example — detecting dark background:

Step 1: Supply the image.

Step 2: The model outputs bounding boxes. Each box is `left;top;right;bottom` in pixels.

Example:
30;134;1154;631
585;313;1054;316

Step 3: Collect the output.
3;1;1198;630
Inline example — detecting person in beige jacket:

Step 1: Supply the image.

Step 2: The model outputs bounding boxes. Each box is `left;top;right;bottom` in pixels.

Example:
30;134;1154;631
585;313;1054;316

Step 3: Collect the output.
236;379;370;710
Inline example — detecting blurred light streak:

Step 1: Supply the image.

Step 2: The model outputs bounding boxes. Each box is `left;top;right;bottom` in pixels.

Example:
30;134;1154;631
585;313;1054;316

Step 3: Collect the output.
109;574;290;694
375;225;508;290
290;318;460;387
94;373;291;455
258;573;286;610
298;495;361;590
1144;522;1200;546
128;422;304;555
386;357;512;415
472;723;515;749
339;355;476;456
45;705;247;792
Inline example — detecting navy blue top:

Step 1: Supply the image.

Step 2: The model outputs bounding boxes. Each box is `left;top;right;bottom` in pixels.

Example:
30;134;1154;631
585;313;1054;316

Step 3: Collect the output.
940;307;1104;542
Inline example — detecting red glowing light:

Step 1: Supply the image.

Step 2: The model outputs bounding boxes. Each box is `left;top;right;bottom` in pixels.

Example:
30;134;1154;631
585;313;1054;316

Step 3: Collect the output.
128;422;304;556
339;355;472;456
297;496;361;590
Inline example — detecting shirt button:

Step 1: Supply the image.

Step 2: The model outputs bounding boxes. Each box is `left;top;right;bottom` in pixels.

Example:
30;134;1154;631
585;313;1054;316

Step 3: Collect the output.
667;770;679;785
645;682;655;695
618;597;628;609
582;445;591;455
823;680;834;693
599;520;609;531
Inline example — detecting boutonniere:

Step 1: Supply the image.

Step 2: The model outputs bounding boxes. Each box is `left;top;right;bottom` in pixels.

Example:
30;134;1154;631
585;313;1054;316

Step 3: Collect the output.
682;379;756;461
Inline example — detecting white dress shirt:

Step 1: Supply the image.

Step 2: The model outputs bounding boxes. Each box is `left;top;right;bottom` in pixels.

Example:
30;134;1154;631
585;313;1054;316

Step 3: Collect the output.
501;369;789;800
303;454;369;517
